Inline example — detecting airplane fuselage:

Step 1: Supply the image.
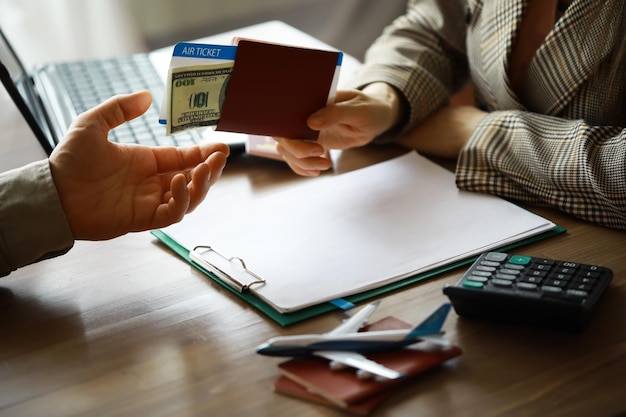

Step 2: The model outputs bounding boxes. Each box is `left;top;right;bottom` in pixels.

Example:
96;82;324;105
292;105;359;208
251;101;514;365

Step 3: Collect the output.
256;329;441;357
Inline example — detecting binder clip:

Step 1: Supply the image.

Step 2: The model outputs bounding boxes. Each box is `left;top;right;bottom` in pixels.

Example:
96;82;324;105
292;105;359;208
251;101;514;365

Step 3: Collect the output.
189;245;266;293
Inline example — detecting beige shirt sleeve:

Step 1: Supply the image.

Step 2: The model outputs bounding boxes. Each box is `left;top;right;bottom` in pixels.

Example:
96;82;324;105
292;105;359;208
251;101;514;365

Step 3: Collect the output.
0;160;74;277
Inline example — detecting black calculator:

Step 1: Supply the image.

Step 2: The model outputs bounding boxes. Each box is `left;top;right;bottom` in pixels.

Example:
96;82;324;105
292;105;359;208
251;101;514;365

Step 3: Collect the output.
443;252;613;331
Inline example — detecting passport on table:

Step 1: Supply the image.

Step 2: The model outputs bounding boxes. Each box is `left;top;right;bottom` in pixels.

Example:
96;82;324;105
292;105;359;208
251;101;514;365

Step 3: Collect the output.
274;375;389;416
272;316;462;415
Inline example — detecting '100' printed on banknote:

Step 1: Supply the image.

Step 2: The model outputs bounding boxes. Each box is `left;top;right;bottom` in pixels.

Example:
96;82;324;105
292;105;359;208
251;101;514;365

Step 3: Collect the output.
166;62;233;135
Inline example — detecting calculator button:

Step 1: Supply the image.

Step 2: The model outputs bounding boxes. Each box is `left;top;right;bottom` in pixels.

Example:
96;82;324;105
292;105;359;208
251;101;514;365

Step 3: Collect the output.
480;261;501;267
463;280;484;289
522;276;543;284
471;271;493;277
570;283;594;292
508;255;532;265
566;289;588;298
484;252;508;262
491;279;514;288
541;285;563;294
516;282;538;290
533;264;552;271
577;271;600;279
534;258;555;265
573;277;596;285
582;265;602;272
503;263;525;270
476;265;497;272
545;279;568;288
550;273;573;280
467;276;489;283
499;268;521;275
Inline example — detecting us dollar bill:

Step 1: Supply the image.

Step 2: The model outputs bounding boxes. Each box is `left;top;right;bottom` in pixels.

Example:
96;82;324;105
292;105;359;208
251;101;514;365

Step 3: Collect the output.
166;62;233;135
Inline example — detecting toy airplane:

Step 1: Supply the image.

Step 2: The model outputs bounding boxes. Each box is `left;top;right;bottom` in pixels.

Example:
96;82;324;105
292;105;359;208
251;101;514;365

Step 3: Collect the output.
256;301;452;380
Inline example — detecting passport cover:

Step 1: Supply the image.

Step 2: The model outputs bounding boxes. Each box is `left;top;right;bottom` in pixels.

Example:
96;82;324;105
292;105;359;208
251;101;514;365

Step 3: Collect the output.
274;375;389;416
216;39;341;140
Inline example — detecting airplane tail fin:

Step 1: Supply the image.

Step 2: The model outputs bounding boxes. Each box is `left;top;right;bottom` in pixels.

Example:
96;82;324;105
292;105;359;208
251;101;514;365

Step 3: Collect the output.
405;303;452;339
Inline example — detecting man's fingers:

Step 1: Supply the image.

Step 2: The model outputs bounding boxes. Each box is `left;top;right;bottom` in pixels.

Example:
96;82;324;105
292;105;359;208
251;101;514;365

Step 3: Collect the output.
187;162;212;213
150;173;189;229
152;142;229;174
77;90;153;132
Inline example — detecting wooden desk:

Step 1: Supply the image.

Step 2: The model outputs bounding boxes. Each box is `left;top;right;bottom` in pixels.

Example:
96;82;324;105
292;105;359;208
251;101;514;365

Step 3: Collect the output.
1;147;625;417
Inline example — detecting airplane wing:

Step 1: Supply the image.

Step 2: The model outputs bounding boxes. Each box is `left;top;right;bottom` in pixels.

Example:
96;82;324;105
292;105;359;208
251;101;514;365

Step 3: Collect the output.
315;350;406;380
325;300;380;336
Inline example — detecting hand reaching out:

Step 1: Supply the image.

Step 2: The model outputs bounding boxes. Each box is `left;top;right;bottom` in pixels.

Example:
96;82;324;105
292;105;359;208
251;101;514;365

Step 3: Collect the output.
49;90;229;240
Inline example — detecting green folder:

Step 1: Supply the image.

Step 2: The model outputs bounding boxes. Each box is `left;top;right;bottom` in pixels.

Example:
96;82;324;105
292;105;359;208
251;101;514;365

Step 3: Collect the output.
151;225;565;326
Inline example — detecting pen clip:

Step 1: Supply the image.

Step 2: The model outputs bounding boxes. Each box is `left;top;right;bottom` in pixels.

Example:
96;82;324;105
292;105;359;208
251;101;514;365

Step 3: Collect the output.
189;245;266;293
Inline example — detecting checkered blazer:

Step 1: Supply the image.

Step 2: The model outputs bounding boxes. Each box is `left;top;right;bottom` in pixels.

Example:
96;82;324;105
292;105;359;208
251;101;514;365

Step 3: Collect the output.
353;0;626;230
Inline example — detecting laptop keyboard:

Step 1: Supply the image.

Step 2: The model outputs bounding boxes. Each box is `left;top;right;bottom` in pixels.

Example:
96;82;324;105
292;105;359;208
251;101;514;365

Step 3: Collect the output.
55;54;201;146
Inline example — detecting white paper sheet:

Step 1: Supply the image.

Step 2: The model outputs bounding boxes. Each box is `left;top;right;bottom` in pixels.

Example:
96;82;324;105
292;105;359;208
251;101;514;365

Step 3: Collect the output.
161;152;556;313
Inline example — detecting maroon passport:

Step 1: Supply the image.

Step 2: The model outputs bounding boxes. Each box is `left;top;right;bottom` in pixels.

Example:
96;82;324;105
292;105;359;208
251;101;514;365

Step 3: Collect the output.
216;39;341;140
